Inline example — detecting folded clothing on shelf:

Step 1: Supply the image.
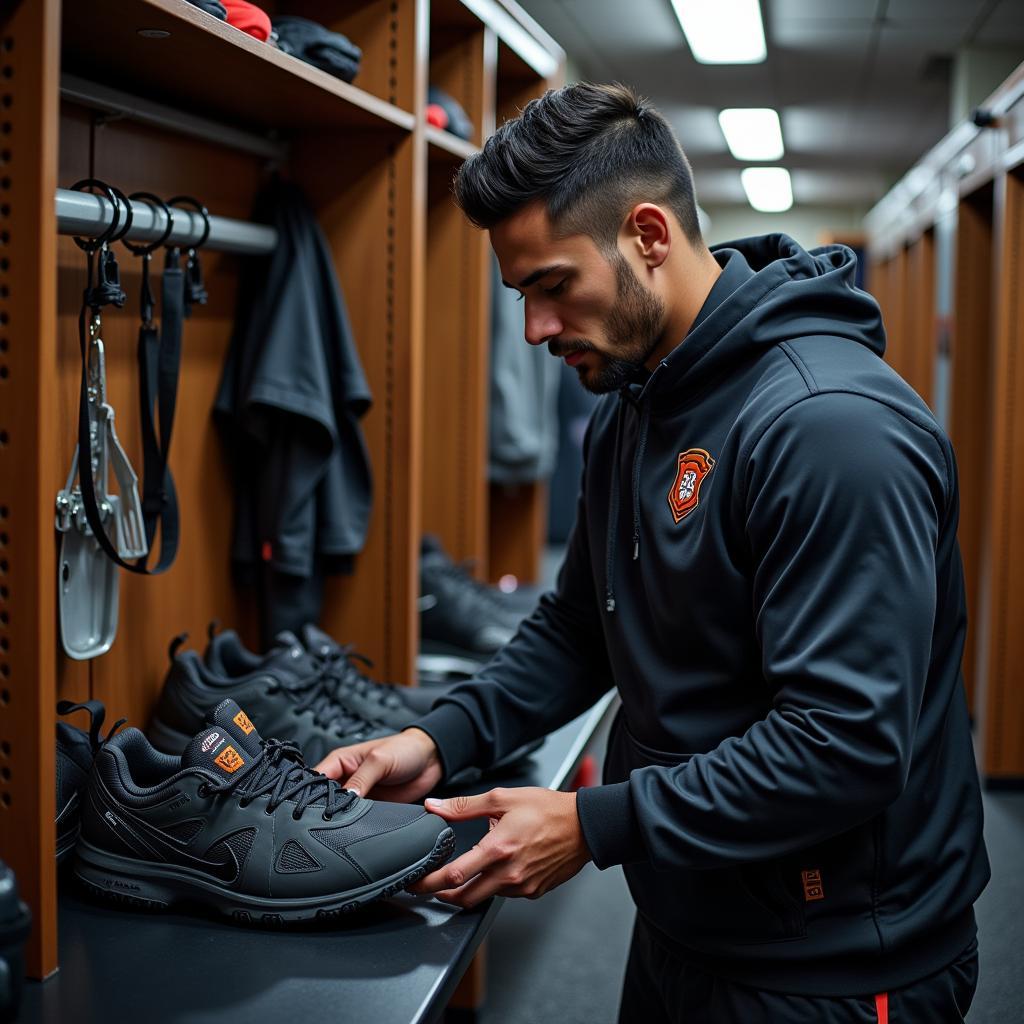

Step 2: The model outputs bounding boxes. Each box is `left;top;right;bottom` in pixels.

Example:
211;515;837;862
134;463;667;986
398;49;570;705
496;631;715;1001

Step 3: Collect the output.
427;86;474;140
186;0;228;20
75;698;454;923
273;16;362;83
223;0;272;41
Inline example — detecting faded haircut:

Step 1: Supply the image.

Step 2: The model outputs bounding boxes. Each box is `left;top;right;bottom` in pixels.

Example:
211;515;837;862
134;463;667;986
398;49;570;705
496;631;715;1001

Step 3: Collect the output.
453;82;702;250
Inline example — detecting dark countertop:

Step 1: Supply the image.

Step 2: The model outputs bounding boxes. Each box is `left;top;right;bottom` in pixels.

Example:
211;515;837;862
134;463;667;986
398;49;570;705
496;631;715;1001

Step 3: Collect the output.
20;692;617;1024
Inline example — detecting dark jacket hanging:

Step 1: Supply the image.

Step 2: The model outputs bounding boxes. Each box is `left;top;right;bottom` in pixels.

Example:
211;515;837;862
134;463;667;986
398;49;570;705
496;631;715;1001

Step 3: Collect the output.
214;178;372;642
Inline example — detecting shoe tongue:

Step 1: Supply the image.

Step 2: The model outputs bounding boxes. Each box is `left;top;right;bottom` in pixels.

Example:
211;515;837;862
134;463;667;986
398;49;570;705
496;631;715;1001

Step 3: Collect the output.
181;699;264;778
300;623;340;659
266;630;319;675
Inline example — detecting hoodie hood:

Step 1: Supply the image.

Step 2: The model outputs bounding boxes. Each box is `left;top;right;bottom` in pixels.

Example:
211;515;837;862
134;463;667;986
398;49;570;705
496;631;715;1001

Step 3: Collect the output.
641;233;885;410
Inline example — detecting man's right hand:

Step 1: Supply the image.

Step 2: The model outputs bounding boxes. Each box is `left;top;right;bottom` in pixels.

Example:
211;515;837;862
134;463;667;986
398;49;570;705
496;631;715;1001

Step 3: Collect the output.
314;728;443;803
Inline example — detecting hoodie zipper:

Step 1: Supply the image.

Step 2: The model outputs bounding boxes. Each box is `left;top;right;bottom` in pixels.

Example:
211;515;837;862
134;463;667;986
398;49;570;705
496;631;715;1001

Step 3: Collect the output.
605;395;626;612
631;400;651;561
606;370;659;613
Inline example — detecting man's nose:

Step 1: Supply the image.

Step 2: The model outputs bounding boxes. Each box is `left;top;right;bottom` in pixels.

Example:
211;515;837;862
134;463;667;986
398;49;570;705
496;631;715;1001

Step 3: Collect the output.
524;306;562;347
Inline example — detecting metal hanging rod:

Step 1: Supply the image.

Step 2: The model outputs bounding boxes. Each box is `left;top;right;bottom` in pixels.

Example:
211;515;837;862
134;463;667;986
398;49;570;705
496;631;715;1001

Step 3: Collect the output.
56;188;278;256
61;73;289;163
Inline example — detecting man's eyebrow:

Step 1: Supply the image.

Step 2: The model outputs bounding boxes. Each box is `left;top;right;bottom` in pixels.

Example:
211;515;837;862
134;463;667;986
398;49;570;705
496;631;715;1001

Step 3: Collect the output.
501;264;569;290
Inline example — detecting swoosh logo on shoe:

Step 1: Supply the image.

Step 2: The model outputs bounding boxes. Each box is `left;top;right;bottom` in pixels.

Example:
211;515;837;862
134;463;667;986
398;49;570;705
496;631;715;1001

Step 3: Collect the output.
417;594;438;612
93;781;241;884
56;789;80;827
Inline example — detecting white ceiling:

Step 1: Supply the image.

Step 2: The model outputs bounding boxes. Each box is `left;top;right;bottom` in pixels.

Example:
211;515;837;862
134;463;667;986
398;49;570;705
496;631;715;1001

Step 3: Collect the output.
514;0;1024;209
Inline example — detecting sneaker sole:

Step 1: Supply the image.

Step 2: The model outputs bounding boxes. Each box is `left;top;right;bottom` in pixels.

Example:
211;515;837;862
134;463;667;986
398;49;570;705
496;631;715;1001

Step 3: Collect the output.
74;827;456;924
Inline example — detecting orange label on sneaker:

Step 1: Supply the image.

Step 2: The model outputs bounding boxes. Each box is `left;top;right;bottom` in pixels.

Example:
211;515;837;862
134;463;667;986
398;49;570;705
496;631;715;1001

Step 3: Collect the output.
214;745;245;773
801;868;824;901
233;710;255;735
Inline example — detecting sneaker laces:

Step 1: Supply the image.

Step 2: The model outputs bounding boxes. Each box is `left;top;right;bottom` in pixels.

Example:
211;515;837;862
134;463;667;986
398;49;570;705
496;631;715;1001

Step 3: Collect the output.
270;664;380;735
203;738;358;821
316;646;405;711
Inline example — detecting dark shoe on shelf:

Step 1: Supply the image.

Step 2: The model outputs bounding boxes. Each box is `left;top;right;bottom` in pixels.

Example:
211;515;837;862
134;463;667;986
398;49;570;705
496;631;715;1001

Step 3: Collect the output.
56;700;117;864
204;624;444;732
76;699;455;923
149;635;392;767
0;861;31;1021
419;535;525;659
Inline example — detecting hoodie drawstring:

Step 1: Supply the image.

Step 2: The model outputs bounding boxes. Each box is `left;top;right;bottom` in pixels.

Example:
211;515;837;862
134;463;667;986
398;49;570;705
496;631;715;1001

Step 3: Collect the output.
631;401;651;561
605;395;626;613
606;388;651;612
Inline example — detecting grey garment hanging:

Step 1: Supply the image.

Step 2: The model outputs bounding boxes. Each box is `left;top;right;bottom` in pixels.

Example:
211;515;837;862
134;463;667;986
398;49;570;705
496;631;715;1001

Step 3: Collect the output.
488;256;561;484
214;178;372;643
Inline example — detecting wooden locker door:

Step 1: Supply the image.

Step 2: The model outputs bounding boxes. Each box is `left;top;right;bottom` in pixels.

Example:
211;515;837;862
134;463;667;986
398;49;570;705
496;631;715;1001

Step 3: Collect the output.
975;165;1024;779
949;185;995;714
0;0;61;981
886;247;910;384
906;229;936;408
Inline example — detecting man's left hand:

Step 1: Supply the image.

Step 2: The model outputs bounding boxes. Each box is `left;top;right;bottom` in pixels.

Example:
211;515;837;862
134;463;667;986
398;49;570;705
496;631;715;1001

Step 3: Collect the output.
408;787;592;908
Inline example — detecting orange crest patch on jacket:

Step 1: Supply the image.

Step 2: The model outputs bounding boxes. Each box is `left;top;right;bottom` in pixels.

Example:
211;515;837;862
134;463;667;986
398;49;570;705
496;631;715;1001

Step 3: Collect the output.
668;449;716;523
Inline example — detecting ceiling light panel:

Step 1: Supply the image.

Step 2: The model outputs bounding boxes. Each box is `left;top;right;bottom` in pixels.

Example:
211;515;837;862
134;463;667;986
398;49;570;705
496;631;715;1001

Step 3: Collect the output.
718;108;784;160
741;167;794;212
671;0;767;64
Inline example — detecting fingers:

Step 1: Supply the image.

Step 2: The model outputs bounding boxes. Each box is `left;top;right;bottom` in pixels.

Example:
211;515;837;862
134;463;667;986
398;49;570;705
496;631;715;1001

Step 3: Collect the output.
424;788;508;822
408;841;503;895
345;746;395;797
314;740;374;779
433;873;505;909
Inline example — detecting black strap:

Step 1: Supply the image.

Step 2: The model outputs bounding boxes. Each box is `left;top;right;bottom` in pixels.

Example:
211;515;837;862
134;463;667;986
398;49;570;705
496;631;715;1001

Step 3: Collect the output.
56;699;126;754
134;250;184;573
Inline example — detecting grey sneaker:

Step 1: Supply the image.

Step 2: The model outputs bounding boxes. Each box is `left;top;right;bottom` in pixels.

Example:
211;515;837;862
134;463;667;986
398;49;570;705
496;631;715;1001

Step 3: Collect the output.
204;624;444;732
207;624;542;777
75;699;455;923
149;635;392;766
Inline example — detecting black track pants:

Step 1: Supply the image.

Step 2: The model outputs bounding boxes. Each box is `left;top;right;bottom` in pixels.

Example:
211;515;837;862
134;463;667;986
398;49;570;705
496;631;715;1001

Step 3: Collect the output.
618;916;979;1024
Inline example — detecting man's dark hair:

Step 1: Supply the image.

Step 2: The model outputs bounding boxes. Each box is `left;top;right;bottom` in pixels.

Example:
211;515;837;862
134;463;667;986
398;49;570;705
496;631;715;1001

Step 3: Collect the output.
453;82;702;249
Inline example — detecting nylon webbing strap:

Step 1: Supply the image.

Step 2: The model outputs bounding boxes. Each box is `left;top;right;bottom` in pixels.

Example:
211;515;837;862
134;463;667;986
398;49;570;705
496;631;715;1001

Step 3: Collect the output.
135;252;184;573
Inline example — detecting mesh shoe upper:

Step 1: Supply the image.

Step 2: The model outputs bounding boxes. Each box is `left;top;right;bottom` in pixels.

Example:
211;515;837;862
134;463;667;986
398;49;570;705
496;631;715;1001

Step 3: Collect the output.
86;699;450;900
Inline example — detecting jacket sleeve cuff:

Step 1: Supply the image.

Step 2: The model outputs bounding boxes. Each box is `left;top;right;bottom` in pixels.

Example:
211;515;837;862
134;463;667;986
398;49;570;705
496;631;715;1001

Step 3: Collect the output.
576;781;648;869
406;703;481;781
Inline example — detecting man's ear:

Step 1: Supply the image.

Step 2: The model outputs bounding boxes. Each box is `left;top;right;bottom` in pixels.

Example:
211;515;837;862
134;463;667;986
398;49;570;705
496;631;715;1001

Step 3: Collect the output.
623;203;671;269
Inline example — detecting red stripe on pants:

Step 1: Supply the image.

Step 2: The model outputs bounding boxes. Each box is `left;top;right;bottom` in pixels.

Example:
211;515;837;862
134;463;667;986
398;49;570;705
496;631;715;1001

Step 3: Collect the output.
875;992;889;1024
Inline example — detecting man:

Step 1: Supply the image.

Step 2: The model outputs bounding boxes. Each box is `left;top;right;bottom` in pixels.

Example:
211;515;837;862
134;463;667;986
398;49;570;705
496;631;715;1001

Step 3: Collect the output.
317;83;989;1022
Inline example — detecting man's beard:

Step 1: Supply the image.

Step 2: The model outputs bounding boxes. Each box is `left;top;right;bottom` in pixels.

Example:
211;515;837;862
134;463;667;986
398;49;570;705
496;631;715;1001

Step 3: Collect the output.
549;254;666;395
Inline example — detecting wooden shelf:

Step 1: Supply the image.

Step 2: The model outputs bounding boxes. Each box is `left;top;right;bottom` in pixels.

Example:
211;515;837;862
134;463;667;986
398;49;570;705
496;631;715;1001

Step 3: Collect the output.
426;125;480;162
62;0;416;136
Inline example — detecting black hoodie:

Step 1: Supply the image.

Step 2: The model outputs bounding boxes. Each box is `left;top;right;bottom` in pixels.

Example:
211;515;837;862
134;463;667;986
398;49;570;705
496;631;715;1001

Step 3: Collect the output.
414;234;990;996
